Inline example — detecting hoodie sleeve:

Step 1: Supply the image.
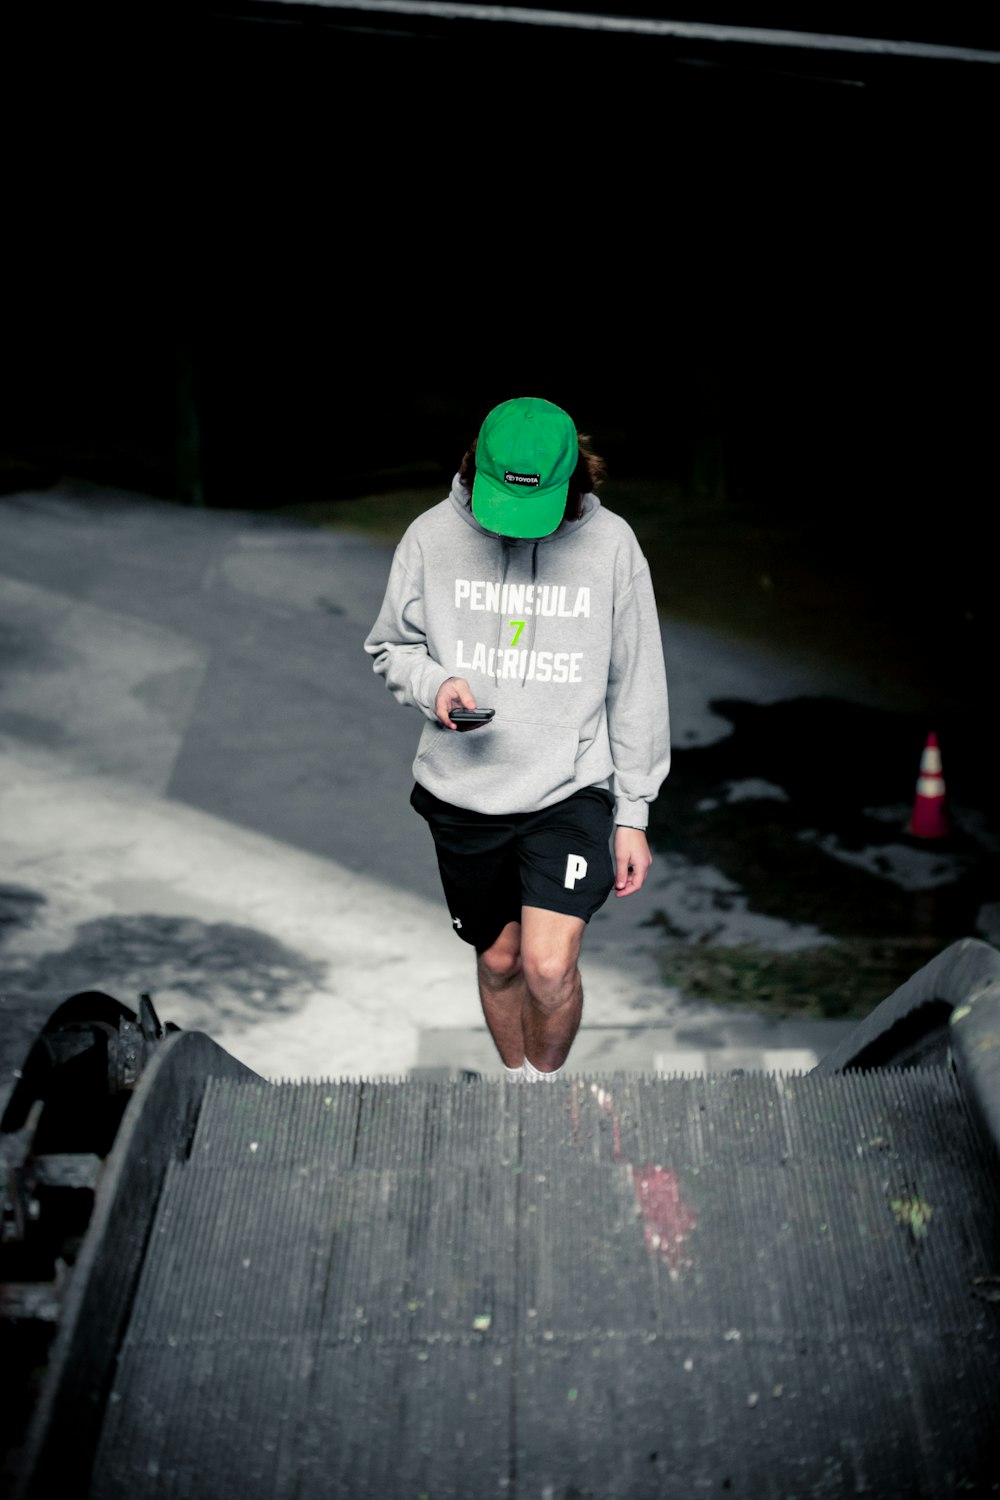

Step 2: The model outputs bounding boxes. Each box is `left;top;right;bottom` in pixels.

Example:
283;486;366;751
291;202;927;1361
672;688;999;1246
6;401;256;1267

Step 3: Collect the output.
606;559;671;829
364;545;453;720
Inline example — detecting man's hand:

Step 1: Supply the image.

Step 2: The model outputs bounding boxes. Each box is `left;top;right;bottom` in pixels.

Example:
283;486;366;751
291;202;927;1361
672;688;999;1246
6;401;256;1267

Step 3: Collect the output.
435;676;485;730
614;826;652;897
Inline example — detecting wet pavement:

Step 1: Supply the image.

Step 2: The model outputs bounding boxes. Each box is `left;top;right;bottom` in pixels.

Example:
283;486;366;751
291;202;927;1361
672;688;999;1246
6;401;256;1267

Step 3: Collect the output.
1;482;997;1109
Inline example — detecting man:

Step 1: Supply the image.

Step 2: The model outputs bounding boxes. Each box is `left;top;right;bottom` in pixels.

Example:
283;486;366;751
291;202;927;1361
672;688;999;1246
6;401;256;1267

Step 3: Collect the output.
364;396;670;1079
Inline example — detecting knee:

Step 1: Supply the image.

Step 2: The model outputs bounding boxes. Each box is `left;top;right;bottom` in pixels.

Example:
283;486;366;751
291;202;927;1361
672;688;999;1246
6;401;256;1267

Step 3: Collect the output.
523;949;578;1006
477;942;522;989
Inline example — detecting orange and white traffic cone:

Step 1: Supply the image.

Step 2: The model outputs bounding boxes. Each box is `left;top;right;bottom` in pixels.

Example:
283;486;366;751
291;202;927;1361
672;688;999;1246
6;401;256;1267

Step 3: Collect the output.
906;731;950;839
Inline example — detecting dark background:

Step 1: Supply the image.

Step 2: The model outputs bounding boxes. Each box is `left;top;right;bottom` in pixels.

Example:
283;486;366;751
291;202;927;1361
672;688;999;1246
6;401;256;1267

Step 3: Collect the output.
1;6;995;528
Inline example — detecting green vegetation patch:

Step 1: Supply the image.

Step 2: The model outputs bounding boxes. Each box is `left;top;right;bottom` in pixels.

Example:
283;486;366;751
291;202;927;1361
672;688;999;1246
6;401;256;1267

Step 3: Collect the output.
655;934;945;1020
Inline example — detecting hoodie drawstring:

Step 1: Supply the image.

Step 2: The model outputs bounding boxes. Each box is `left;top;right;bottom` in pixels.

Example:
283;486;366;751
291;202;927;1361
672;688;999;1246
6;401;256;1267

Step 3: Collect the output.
491;538;541;688
522;543;539;688
493;538;510;687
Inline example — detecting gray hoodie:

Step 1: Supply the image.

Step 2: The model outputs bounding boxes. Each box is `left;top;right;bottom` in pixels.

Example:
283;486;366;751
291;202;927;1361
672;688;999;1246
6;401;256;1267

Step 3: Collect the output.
364;476;670;829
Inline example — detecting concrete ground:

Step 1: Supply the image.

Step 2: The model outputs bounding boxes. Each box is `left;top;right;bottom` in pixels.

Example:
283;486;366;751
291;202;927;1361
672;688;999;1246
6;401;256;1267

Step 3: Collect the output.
1;480;958;1104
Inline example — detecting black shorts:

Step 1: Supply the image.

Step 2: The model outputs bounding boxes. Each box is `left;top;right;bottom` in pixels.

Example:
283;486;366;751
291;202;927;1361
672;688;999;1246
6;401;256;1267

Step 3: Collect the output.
410;782;616;952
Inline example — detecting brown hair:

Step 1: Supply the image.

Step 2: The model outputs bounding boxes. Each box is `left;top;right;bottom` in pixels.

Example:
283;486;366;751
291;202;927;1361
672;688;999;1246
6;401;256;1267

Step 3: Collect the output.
458;432;607;524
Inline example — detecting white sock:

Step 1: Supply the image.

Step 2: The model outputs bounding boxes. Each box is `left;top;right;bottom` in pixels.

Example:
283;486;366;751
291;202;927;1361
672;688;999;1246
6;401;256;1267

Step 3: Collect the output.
522;1057;561;1082
502;1064;524;1083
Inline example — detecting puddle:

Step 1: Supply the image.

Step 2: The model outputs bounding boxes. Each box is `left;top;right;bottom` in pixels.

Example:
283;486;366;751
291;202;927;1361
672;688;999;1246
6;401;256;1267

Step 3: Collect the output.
0;912;327;1033
645;696;999;1016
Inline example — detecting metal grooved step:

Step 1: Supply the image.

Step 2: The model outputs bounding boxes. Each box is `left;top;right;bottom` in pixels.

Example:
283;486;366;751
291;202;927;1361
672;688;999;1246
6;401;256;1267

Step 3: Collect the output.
91;1072;1000;1498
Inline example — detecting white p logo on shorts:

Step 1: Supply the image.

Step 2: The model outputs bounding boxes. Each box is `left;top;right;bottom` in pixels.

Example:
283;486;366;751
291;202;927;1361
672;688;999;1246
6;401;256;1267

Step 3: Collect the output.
564;854;588;890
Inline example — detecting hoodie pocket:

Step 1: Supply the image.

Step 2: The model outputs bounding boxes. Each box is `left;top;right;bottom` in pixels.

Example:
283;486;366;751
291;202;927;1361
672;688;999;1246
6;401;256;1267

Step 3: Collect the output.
416;718;580;815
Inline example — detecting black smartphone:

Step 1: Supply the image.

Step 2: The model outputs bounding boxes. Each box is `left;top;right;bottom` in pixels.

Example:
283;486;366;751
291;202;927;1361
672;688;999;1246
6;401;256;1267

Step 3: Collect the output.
450;707;495;729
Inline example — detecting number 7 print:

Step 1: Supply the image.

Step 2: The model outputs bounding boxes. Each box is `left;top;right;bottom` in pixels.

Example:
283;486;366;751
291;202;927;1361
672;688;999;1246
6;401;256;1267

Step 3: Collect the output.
509;620;525;646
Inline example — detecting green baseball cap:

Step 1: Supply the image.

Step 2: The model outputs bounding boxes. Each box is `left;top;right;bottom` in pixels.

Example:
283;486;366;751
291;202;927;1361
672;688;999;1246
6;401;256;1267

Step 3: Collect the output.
471;396;578;539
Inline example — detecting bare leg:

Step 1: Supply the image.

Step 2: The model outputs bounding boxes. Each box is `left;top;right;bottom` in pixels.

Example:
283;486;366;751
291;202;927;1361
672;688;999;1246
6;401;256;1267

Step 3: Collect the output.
520;907;586;1073
476;921;526;1068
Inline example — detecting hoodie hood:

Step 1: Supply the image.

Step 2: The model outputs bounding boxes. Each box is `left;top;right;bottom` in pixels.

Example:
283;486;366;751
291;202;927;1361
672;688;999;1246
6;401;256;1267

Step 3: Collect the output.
448;473;602;543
